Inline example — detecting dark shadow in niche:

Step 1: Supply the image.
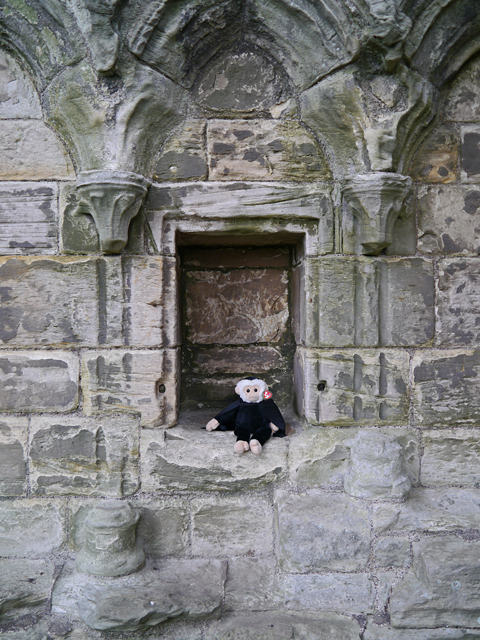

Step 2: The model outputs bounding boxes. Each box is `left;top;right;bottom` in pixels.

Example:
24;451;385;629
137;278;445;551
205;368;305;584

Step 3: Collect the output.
177;238;298;417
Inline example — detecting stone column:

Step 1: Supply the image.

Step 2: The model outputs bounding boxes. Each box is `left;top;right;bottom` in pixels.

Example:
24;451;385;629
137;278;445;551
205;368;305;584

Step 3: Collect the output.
76;500;145;577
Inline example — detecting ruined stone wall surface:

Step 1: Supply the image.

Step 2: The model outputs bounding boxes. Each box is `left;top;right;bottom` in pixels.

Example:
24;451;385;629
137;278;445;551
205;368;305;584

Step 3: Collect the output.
2;1;480;639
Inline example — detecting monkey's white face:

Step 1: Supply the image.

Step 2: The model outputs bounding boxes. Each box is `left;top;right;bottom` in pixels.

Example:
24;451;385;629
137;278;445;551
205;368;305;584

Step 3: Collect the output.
236;378;267;403
243;385;261;403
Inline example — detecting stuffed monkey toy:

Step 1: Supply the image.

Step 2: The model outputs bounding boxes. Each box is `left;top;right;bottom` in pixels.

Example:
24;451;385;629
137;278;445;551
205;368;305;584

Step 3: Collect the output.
205;377;286;455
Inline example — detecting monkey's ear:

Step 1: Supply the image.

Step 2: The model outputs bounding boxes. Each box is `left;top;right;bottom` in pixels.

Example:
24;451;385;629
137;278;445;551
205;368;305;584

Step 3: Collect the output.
235;385;241;395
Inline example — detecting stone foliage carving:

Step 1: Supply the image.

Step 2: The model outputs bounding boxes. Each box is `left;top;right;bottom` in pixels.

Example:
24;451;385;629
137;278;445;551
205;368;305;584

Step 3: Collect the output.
344;431;411;499
83;0;121;74
1;0;478;252
301;64;437;177
342;172;412;255
76;170;150;253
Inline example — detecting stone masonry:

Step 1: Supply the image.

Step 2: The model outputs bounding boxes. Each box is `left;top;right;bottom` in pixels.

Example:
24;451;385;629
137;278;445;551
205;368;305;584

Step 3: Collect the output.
2;1;480;639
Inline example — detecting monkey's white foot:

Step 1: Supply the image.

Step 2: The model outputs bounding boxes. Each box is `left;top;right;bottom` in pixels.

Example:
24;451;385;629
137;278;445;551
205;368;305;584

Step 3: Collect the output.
250;439;262;456
234;440;249;454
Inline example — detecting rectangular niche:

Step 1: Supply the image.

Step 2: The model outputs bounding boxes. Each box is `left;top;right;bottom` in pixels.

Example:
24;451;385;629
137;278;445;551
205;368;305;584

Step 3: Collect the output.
178;242;296;412
145;180;333;422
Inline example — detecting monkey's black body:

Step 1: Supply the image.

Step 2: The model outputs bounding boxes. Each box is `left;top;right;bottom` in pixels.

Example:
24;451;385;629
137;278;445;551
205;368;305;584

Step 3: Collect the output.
213;398;286;445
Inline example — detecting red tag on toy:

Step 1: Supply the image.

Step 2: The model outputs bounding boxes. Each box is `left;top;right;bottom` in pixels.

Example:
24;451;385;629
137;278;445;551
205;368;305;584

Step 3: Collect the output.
264;390;272;399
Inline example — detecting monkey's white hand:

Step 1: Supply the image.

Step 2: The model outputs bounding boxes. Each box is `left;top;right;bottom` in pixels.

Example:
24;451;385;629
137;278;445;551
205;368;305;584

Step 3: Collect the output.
206;419;220;431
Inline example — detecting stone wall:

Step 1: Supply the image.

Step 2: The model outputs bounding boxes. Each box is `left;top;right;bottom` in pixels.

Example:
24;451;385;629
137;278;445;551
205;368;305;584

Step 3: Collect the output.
2;1;480;639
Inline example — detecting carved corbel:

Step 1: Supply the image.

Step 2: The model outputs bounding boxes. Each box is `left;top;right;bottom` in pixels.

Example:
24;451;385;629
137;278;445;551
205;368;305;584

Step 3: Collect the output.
76;171;151;254
342;172;412;255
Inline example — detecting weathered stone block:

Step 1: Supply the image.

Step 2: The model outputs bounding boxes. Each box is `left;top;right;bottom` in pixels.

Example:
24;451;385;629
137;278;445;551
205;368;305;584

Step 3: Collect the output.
184;269;288;345
283;573;375;613
377;570;396;614
288;427;419;489
373;488;480;533
205;612;362;640
225;557;283;611
0;183;57;255
0;620;77;640
207;119;331;182
59;182;145;255
136;497;189;557
52;558;224;631
409;124;459;183
0;499;66;556
191;495;273;556
0;256;176;347
288;427;353;488
196;50;289;116
296;348;409;426
141;425;287;492
0;417;27;497
0;120;74;180
29;414;139;497
299;257;434;348
390;538;480;628
364;625;479;640
0;50;42;119
444;57;480;122
0;257;97;346
418;186;480;255
421;428;480;486
461;126;480;183
81;349;178;427
146;181;333;257
154;120;207;181
375;538;411;568
0;351;79;412
413;349;480;427
437;260;480;345
275;490;370;572
187;345;286;377
0;559;54;624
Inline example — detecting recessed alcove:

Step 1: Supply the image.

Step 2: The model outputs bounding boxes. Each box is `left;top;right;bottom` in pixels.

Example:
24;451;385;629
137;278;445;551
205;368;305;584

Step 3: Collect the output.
145;179;333;425
178;240;297;413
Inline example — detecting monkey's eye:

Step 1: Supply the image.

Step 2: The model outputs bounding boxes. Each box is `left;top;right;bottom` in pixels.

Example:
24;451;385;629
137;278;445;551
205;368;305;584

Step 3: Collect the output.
246;388;250;393
254;388;258;392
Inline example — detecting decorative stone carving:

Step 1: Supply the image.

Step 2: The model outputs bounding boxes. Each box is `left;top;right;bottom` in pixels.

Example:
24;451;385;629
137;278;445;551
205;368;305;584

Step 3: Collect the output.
344;431;411;498
365;0;412;72
342;173;412;255
76;170;150;253
301;64;437;177
83;0;120;74
75;501;145;577
43;61;186;252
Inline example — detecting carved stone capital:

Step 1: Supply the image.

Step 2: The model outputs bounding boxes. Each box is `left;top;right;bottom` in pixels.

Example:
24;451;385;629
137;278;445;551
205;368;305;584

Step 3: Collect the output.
76;501;145;577
342;172;412;255
76;171;150;254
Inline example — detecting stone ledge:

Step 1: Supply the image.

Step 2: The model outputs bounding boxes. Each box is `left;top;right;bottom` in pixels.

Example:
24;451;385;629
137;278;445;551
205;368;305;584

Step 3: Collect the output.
141;424;288;492
205;611;362;640
52;558;224;632
0;559;55;626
